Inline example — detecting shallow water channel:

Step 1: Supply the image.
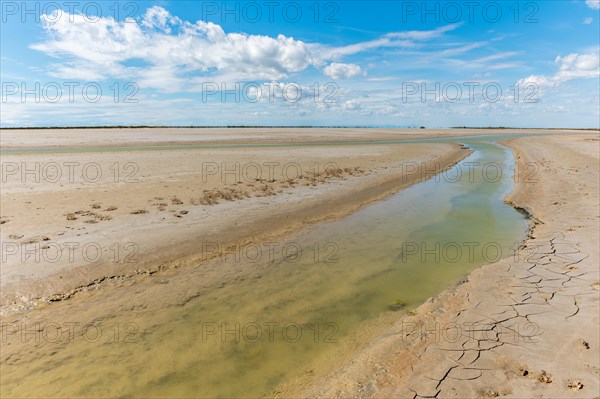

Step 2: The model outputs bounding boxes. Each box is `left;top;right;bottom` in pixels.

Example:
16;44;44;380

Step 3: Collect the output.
0;137;529;397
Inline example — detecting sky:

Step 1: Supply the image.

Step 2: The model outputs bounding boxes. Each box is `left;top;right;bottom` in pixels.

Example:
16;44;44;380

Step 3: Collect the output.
1;0;599;127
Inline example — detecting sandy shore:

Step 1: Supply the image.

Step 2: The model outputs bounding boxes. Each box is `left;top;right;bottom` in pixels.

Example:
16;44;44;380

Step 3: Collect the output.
1;129;597;398
1;129;470;314
1;127;589;149
288;133;599;398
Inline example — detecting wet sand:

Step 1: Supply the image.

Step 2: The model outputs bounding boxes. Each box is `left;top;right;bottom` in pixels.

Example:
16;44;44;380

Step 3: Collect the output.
289;133;600;398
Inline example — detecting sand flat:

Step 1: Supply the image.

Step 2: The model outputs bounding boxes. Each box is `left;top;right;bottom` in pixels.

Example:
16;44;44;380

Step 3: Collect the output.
0;127;588;149
0;129;469;313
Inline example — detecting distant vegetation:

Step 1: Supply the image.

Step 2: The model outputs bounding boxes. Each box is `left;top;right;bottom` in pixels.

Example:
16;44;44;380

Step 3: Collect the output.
1;125;598;130
1;125;385;130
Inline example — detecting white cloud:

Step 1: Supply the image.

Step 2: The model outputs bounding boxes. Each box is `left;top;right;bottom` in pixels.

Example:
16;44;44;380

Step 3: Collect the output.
487;63;523;70
385;23;463;41
366;77;399;82
583;17;594;24
586;0;600;9
343;100;362;110
473;51;521;63
141;5;181;32
31;9;314;85
437;42;487;57
556;52;600;79
323;63;363;79
320;23;462;59
519;52;600;88
30;7;461;88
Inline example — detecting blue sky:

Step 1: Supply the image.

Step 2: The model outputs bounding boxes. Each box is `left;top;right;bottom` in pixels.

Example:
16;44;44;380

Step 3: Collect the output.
1;0;599;127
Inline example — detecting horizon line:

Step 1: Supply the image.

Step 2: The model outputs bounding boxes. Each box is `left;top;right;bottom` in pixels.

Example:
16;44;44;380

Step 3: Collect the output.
1;125;599;130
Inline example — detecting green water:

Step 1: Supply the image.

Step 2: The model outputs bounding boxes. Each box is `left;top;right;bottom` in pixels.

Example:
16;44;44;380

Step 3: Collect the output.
0;137;528;397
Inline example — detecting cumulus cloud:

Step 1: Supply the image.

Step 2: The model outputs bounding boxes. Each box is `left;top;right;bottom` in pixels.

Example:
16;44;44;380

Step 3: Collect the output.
555;53;600;79
141;5;181;31
323;63;363;79
583;17;594;24
30;6;461;89
31;7;314;87
586;0;600;9
519;52;600;89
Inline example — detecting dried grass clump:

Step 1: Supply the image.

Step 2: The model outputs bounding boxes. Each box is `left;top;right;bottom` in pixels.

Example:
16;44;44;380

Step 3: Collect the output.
344;166;365;175
192;188;251;205
255;184;276;197
324;167;345;178
131;209;149;214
